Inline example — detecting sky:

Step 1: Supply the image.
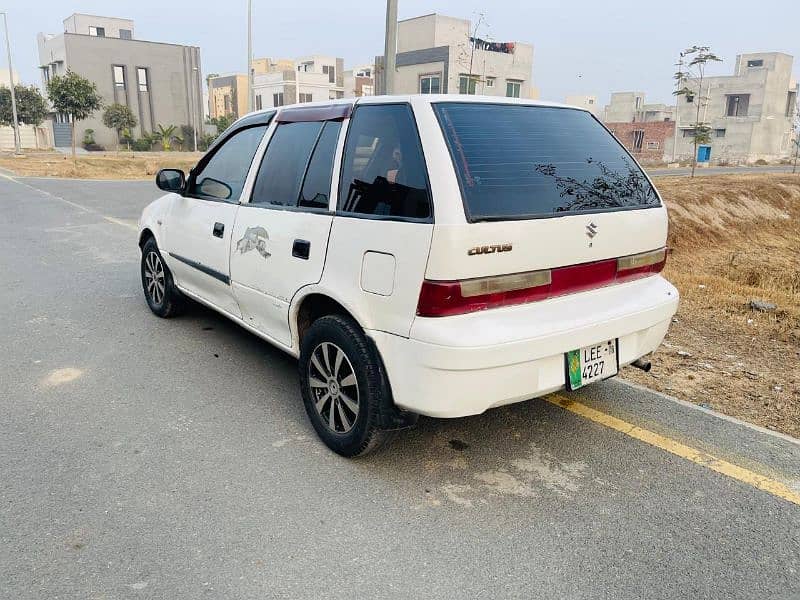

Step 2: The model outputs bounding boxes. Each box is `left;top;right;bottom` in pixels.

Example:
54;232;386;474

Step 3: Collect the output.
3;0;799;107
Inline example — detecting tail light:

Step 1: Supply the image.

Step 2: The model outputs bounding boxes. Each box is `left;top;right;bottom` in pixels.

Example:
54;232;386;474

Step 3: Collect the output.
417;247;667;317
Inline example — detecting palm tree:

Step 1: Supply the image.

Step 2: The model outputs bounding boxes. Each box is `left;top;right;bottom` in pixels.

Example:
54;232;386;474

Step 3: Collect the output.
156;124;177;151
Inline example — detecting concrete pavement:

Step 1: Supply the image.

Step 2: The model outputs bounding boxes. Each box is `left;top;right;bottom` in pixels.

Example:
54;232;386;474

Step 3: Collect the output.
1;174;798;599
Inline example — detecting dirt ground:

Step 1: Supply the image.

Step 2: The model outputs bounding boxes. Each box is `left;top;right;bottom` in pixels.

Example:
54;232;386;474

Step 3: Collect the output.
622;174;800;438
1;153;798;437
0;151;202;179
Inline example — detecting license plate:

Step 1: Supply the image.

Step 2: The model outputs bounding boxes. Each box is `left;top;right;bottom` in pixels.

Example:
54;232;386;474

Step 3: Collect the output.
566;340;618;391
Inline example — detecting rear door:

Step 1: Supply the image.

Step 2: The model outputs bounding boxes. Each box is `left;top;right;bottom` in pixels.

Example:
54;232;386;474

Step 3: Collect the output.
165;121;269;316
229;107;346;347
321;102;434;337
425;102;667;282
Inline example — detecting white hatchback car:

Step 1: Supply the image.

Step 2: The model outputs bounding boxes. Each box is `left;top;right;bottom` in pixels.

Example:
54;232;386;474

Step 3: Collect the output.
139;95;679;456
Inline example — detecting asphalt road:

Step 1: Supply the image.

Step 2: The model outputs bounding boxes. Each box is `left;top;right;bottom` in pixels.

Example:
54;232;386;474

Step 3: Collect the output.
1;174;799;599
648;164;798;177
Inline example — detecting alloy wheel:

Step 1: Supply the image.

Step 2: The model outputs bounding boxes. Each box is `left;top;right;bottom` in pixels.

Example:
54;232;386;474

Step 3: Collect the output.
144;251;166;306
307;342;360;433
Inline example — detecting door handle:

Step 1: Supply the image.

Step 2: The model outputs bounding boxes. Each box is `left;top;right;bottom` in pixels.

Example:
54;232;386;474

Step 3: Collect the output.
292;239;311;260
212;222;224;238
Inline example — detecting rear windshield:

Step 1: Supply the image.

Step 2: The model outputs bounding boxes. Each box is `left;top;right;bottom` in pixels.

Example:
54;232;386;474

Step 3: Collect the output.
433;103;660;221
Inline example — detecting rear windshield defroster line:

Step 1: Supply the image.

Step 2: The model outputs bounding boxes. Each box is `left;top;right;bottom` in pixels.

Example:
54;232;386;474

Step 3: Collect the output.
433;103;661;222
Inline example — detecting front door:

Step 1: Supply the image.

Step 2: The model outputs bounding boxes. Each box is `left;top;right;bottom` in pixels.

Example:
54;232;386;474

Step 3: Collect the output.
230;118;343;347
165;124;269;317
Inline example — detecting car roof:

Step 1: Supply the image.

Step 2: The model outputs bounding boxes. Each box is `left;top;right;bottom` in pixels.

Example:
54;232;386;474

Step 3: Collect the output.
239;94;588;124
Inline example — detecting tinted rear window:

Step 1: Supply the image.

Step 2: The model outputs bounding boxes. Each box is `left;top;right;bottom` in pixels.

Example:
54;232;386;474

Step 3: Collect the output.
433;103;660;221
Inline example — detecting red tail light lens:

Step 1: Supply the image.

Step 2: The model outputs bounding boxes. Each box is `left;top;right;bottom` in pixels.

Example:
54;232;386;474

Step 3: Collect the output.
416;247;667;317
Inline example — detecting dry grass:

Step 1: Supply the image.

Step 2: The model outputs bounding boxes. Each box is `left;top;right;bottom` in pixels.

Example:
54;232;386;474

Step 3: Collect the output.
624;174;800;437
0;151;201;180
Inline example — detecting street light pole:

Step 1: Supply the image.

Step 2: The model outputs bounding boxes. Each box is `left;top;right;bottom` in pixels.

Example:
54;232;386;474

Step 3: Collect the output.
1;12;22;155
247;0;253;113
383;0;398;95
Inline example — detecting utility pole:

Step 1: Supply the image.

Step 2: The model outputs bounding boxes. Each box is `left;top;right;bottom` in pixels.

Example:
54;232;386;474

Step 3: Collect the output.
1;12;22;155
247;0;253;112
383;0;397;95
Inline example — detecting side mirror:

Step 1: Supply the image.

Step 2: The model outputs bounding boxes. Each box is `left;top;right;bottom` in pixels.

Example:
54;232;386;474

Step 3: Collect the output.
155;168;186;193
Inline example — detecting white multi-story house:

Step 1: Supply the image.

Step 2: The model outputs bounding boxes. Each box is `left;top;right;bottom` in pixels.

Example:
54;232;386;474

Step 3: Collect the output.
253;55;344;109
671;52;799;163
375;13;534;98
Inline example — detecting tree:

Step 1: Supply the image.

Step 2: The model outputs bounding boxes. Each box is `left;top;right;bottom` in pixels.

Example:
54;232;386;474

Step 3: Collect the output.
156;124;177;151
207;114;235;133
102;103;138;151
47;71;102;157
0;85;48;126
791;99;799;174
674;46;722;177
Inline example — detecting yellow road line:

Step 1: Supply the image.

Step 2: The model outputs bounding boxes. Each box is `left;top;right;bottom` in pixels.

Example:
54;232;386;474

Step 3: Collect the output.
546;394;800;506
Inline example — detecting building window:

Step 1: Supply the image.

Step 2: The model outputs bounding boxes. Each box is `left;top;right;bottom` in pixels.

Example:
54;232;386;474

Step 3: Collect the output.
298;93;312;103
747;59;764;68
327;66;335;84
506;80;521;98
485;77;495;88
119;29;132;40
136;67;148;92
255;94;263;110
685;94;694;103
459;75;477;95
787;91;797;117
635;97;642;109
224;95;232;113
714;129;726;138
273;92;284;107
646;141;660;150
112;65;125;89
419;74;441;94
89;26;106;37
682;128;697;138
726;94;750;117
588;98;594;104
632;130;645;151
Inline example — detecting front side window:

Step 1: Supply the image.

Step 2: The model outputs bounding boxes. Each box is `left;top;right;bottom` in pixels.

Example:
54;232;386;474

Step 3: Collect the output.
113;65;125;89
434;103;659;221
338;104;431;219
188;125;268;201
419;74;441;94
251;121;323;207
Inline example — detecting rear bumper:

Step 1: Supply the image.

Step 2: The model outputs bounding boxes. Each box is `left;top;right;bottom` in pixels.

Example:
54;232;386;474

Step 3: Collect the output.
369;276;679;418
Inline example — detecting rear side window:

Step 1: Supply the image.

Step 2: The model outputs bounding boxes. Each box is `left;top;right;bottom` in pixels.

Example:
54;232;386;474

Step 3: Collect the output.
251;121;323;207
338;104;431;220
433;103;660;221
299;121;341;209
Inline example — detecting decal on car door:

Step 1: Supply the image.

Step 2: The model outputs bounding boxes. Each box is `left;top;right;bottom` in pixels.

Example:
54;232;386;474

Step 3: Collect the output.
236;227;271;259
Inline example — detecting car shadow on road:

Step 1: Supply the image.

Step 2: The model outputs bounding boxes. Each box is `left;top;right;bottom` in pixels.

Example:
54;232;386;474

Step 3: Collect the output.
180;300;605;507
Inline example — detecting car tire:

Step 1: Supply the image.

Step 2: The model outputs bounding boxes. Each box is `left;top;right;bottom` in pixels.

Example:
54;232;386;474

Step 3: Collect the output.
299;314;394;457
140;237;186;318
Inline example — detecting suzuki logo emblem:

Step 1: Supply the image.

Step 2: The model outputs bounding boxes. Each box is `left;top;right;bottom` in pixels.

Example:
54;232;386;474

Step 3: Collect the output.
585;221;598;239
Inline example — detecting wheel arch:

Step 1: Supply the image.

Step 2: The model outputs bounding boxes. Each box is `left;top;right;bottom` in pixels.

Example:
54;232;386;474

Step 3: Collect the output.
292;290;363;351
